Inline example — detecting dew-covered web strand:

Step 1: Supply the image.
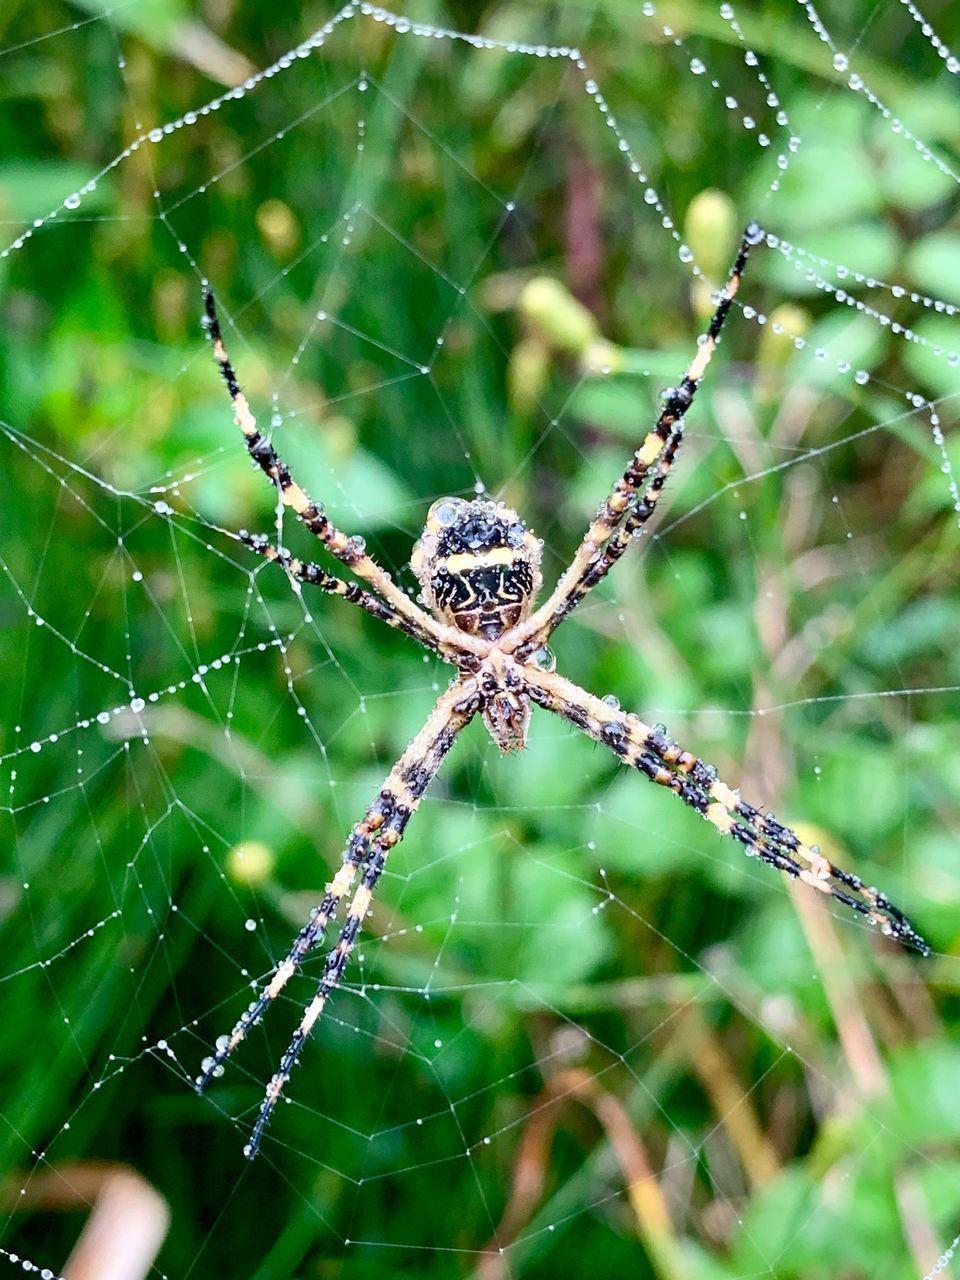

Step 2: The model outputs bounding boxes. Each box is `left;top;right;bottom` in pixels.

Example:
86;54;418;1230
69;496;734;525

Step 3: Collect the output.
895;0;960;73
3;0;955;417
1;3;958;1277
799;0;960;183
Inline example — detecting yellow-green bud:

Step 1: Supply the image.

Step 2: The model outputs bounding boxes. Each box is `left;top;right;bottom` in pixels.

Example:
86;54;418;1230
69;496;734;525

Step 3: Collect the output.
684;189;737;282
582;337;622;376
226;840;275;887
256;199;300;257
507;336;551;416
519;276;599;355
755;304;811;404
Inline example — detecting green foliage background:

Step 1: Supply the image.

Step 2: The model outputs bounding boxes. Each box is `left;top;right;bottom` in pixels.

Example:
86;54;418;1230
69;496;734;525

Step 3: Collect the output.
0;2;957;1277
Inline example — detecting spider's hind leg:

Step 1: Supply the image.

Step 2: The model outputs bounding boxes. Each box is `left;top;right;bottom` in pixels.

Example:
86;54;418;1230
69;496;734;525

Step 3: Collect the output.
196;679;480;1158
525;665;930;956
195;797;390;1093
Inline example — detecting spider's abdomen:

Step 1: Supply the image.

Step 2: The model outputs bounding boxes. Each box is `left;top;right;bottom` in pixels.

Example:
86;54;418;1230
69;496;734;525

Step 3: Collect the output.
411;497;543;640
433;551;535;636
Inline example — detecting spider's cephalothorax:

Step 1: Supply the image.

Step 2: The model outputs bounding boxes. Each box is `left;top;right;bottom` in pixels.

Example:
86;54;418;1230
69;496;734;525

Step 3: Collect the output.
198;225;929;1162
410;497;543;640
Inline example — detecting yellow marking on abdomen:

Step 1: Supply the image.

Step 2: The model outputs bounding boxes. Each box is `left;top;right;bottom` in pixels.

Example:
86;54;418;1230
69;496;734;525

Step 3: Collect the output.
444;547;518;574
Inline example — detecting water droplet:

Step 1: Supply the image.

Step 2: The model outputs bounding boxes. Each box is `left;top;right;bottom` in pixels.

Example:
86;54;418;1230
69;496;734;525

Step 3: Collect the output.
601;694;620;710
832;52;848;72
689;57;705;75
531;645;556;672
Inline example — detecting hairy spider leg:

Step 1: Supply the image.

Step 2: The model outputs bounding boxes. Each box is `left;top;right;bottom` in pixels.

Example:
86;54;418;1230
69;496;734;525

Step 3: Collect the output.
525;667;930;955
531;425;685;637
201;286;486;661
198;680;480;1157
243;680;480;1158
238;531;459;662
510;222;765;657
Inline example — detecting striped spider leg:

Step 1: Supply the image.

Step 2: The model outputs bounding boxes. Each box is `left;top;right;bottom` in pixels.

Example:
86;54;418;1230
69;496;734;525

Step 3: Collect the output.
197;678;480;1158
508;222;765;661
524;666;930;955
238;530;462;662
201;285;487;664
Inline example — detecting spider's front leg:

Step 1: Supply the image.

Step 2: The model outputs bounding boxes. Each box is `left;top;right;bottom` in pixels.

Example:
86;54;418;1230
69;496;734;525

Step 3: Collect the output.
239;530;461;663
197;678;480;1159
509;222;765;659
201;286;486;662
524;666;929;955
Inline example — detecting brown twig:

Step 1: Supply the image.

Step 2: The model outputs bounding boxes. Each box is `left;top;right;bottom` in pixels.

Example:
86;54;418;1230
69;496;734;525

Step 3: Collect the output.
2;1162;169;1280
476;1067;687;1280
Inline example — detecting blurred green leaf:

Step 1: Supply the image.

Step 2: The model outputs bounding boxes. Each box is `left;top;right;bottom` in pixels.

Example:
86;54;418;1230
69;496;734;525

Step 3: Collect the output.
0;162;110;222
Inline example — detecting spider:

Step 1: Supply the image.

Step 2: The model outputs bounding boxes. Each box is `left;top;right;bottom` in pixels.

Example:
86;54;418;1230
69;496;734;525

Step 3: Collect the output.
195;223;929;1159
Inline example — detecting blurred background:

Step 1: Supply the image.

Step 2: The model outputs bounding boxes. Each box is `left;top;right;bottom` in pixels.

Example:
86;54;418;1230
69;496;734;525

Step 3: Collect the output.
0;2;958;1277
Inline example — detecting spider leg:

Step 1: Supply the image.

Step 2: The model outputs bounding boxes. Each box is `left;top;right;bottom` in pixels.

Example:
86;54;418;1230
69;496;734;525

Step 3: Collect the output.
201;286;487;661
524;666;929;955
239;529;460;662
509;223;764;658
197;678;480;1159
524;426;685;639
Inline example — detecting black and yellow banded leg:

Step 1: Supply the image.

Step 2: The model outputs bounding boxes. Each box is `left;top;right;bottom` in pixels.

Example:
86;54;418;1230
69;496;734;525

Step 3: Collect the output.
244;823;396;1159
524;666;929;955
239;531;460;662
510;223;765;656
196;788;400;1094
517;426;684;654
198;679;481;1156
201;287;487;662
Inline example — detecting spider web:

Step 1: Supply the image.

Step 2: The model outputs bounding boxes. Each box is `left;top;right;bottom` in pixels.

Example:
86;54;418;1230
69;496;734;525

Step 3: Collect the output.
0;2;958;1277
